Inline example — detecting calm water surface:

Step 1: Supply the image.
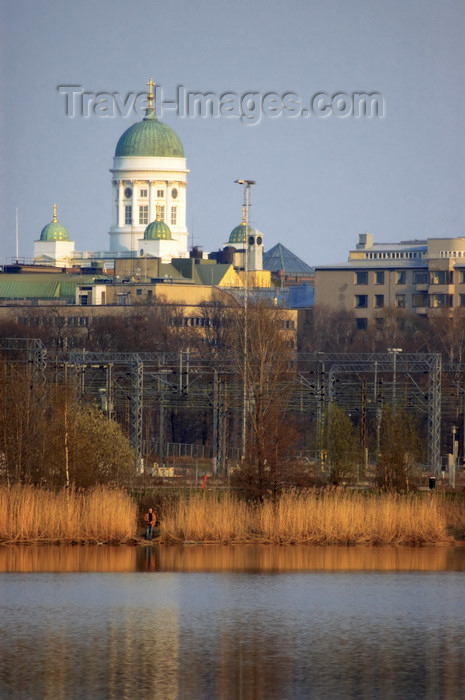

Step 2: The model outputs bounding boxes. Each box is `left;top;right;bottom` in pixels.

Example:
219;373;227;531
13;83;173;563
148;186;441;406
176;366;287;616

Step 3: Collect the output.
1;545;465;699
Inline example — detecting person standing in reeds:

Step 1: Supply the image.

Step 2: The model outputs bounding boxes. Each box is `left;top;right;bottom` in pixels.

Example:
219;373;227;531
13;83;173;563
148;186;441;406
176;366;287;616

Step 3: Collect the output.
144;508;157;540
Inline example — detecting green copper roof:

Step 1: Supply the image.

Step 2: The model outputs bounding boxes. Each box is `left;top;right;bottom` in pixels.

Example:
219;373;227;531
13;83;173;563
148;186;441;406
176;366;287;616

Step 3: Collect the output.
115;110;184;158
229;222;253;244
144;219;172;240
40;221;69;242
0;274;100;300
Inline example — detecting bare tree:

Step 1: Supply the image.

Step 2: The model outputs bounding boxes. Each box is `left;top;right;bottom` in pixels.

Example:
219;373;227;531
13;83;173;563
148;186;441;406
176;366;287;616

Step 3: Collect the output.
228;296;298;497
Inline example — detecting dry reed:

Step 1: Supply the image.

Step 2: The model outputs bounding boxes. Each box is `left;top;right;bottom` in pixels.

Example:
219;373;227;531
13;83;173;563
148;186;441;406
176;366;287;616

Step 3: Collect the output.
0;485;457;546
0;485;137;543
158;489;452;545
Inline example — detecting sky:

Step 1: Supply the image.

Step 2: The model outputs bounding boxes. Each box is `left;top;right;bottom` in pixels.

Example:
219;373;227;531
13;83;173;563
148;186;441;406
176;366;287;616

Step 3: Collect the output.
0;0;464;267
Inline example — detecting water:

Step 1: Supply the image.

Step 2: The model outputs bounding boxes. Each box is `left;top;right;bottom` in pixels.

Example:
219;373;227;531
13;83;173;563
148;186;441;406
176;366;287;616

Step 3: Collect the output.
1;546;465;699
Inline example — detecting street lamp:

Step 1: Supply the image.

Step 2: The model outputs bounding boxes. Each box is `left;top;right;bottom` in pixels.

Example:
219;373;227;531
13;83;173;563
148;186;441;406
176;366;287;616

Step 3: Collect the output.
451;425;457;489
387;348;402;408
235;179;256;461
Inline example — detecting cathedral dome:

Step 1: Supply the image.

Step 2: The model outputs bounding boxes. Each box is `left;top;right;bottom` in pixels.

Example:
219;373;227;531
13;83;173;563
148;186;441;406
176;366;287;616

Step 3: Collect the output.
40;205;69;241
115;111;184;158
144;218;172;241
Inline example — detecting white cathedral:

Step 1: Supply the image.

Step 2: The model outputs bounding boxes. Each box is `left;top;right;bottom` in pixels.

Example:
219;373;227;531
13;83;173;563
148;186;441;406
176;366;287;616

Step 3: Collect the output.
33;79;263;271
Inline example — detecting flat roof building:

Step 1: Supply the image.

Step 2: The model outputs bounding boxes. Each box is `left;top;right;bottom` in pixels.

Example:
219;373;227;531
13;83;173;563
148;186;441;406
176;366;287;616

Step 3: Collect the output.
315;233;465;328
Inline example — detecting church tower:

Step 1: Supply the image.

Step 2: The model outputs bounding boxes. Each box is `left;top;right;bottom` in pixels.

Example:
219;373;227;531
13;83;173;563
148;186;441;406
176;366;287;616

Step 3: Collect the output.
109;79;189;256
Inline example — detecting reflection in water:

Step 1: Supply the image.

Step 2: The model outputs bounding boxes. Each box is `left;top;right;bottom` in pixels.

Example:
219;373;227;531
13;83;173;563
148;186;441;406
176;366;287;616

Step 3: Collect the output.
2;547;465;698
1;543;465;573
1;569;465;699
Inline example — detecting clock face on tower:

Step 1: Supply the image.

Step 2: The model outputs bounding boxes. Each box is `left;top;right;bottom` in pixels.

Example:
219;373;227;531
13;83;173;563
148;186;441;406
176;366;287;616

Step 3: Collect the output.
171;188;178;199
124;187;132;199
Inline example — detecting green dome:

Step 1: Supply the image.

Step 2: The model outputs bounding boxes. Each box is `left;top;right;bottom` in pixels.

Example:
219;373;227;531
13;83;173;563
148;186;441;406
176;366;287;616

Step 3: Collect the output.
115;111;184;158
229;222;253;244
144;219;172;241
40;207;69;241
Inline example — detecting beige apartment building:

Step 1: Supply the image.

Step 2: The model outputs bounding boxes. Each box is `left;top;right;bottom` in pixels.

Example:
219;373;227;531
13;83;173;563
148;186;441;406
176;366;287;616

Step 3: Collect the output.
315;234;465;328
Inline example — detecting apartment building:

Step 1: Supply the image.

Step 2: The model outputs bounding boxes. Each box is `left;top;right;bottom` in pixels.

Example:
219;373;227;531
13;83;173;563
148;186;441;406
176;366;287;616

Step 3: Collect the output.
315;233;465;328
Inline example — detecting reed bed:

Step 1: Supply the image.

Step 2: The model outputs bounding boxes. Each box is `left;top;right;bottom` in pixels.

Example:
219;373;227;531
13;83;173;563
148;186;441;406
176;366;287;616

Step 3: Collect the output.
0;485;137;543
159;490;452;545
0;485;457;545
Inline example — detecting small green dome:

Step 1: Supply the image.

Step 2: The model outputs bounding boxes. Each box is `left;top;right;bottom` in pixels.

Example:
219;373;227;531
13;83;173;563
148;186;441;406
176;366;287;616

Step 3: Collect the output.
115;111;184;158
144;219;172;241
40;205;69;241
229;222;253;245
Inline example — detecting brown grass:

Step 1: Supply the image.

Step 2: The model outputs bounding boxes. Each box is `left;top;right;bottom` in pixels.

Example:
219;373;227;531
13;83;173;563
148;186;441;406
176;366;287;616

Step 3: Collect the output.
0;485;459;546
0;485;137;543
159;489;453;545
438;495;465;540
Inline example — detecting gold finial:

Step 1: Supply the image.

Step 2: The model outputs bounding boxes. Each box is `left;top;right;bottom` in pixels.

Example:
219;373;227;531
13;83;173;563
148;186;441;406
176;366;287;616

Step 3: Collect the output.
241;206;246;225
146;78;155;109
53;204;57;223
156;204;160;220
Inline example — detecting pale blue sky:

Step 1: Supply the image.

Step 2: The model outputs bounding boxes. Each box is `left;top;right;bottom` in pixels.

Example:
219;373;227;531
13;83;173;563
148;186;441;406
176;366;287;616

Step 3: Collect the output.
1;0;464;266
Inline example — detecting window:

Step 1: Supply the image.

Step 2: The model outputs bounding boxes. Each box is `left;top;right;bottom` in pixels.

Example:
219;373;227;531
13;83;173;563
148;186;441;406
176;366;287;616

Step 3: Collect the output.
354;295;368;308
125;205;132;225
460;271;465;284
356;318;367;330
136;289;143;296
395;294;406;308
140;189;148;198
430;294;453;308
412;293;428;307
374;295;384;308
139;205;148;225
355;271;368;285
159;205;165;221
460;295;465;307
374;271;384;285
280;320;295;330
375;317;384;329
171;206;177;225
396;271;406;284
430;270;453;285
413;271;428;284
157;189;164;198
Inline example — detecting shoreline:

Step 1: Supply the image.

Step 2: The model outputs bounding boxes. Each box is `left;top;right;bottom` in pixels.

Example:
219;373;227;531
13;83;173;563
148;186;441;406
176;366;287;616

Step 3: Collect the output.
2;485;464;547
1;536;463;547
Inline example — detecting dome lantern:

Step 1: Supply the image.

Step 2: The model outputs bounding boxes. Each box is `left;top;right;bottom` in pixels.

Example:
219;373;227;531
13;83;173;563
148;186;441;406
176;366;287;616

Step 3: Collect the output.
144;205;173;240
40;204;70;241
228;207;254;245
114;79;184;158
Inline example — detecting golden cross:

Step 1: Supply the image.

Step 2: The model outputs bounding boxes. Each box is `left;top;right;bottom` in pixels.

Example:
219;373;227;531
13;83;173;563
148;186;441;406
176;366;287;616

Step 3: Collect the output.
146;78;155;108
53;204;57;223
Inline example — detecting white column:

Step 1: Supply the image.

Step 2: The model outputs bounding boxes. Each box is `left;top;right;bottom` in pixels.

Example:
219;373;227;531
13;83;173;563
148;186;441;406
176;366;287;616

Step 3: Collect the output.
118;180;124;228
112;182;117;227
131;181;136;227
148;181;153;223
179;182;186;230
